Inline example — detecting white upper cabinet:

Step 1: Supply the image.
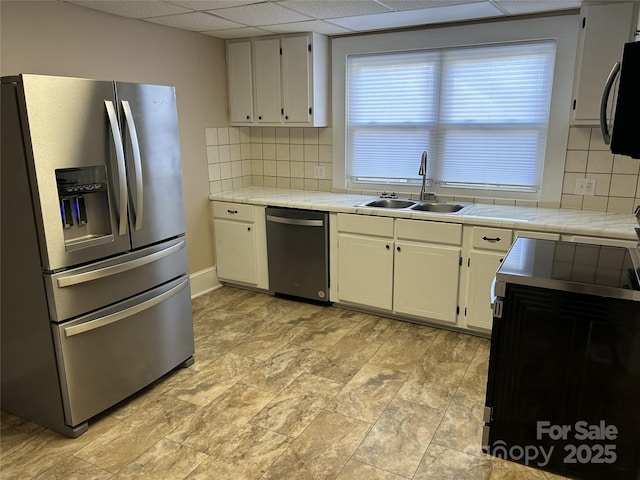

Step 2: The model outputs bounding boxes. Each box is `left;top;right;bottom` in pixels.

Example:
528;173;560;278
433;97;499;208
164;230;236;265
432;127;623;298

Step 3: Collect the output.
226;41;254;124
571;1;637;124
281;35;312;124
226;33;330;127
254;38;282;124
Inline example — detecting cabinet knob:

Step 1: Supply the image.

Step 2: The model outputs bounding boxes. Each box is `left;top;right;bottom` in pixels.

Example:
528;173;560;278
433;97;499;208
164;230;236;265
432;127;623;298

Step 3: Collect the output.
396;246;401;252
246;115;250;120
258;115;262;120
385;244;390;250
285;116;289;120
247;227;251;231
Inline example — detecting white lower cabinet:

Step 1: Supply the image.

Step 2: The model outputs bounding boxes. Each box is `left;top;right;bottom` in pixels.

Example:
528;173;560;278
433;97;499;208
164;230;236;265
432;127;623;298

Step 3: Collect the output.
336;214;461;325
337;233;393;310
211;200;637;334
211;201;268;289
464;250;505;330
393;241;460;323
461;226;513;331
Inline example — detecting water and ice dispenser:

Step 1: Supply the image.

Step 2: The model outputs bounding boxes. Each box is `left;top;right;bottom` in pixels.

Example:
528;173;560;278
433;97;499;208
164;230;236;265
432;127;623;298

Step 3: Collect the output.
55;166;113;250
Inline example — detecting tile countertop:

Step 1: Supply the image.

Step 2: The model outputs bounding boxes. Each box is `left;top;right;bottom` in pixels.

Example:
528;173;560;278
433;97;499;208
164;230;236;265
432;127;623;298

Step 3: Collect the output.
209;187;639;241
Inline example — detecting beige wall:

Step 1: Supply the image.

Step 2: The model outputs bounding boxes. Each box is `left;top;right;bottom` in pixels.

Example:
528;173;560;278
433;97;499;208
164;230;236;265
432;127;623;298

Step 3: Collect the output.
0;0;228;274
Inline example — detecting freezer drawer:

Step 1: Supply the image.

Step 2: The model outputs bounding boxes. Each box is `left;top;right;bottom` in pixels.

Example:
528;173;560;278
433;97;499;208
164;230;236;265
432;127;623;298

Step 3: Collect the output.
45;237;188;322
52;276;194;427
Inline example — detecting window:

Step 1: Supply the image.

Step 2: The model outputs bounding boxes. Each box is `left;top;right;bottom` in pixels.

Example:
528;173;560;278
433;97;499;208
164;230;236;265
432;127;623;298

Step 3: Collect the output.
346;40;556;193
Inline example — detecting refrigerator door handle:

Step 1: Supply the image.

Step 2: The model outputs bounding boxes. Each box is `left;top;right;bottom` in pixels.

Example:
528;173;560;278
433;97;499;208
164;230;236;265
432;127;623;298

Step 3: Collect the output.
63;278;189;337
105;100;128;236
56;239;185;288
122;100;144;231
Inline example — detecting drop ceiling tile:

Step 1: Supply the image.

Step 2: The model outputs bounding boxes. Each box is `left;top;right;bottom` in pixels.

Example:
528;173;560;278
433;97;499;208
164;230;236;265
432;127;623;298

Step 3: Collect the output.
202;26;273;38
166;0;264;11
211;2;313;26
492;0;581;15
145;11;244;31
277;0;391;20
379;0;481;12
328;1;503;31
260;19;355;35
68;0;192;18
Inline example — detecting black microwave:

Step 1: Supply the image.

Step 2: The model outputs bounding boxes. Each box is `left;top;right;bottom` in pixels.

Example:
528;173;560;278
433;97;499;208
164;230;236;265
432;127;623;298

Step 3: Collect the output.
601;41;640;159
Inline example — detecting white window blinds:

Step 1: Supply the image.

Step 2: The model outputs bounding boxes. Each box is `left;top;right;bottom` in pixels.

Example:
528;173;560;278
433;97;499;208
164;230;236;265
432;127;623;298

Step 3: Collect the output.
346;40;556;192
347;51;440;184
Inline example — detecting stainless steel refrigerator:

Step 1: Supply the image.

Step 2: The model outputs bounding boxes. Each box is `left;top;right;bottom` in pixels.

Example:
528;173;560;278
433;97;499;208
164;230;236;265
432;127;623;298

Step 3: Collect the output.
1;74;195;437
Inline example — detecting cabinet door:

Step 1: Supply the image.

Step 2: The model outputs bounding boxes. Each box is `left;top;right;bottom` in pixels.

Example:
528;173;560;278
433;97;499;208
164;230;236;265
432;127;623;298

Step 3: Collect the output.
394;242;460;324
337;233;393;310
214;219;257;285
227;41;254;123
465;250;504;330
254;38;282;123
572;2;635;122
281;35;311;124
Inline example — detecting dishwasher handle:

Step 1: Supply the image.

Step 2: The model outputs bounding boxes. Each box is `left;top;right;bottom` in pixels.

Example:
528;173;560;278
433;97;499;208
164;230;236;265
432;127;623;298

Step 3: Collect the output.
266;215;324;227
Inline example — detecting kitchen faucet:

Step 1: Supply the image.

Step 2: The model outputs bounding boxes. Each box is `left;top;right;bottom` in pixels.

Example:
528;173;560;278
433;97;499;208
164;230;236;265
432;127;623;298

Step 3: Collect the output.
419;151;435;201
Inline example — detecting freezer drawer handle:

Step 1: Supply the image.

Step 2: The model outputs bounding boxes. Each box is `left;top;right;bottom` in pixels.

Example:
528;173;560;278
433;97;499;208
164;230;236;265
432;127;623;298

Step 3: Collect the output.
122;100;144;231
63;278;188;337
105;100;128;236
266;215;324;227
56;240;185;288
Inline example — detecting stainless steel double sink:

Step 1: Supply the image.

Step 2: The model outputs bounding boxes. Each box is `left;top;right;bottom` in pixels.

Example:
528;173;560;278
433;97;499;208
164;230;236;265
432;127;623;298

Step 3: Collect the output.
355;198;471;213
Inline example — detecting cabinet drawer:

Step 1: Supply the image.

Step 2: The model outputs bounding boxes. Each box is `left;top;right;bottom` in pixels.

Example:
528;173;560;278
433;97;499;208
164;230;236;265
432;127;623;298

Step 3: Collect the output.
212;201;255;222
472;227;512;252
337;213;394;237
396;219;461;245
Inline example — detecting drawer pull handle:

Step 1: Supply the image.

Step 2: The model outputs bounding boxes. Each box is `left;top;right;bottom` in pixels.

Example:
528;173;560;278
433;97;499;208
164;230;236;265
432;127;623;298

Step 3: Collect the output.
227;209;238;214
482;236;501;242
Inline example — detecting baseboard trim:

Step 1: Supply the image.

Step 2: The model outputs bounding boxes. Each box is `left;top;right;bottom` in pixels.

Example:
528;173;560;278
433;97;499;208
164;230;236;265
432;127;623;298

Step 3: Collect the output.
189;266;222;298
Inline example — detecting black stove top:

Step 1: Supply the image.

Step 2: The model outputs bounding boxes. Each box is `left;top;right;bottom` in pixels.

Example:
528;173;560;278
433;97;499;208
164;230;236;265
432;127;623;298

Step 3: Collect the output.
496;237;640;301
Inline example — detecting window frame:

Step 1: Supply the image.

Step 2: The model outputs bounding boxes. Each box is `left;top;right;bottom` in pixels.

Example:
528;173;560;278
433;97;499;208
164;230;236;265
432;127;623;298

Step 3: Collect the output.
332;14;579;203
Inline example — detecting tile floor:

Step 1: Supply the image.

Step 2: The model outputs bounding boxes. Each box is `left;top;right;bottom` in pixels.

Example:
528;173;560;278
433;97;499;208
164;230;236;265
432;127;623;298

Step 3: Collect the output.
1;287;568;479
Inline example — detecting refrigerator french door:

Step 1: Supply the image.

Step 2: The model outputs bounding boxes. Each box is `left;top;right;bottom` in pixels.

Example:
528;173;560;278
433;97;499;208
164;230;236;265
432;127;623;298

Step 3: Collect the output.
1;74;194;437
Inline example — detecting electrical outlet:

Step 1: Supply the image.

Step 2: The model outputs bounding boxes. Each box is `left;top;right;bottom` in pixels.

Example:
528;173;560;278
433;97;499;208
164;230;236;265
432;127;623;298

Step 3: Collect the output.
313;165;325;179
575;178;596;196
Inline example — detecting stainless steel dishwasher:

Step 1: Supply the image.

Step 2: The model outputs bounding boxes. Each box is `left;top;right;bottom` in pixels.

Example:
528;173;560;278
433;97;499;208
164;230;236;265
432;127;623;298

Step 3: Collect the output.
265;207;329;302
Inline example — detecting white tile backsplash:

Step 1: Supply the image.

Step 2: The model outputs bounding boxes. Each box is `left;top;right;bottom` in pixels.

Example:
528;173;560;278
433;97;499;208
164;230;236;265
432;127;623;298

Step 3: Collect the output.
207;145;220;164
205;127;218;146
613;155;640;175
219;145;231;163
564;150;588;172
204;125;640;213
609;174;637;198
586;150;614;173
562;126;639;213
217;127;230;145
